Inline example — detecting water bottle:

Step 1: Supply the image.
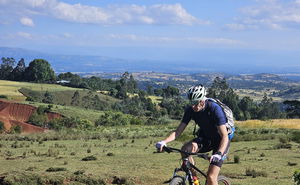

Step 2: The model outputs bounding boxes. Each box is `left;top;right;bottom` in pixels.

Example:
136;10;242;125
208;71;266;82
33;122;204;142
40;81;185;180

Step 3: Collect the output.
193;176;199;185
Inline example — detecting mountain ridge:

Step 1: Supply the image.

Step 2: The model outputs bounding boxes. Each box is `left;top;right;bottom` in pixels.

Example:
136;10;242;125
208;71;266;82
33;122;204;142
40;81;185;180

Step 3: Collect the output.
1;46;300;74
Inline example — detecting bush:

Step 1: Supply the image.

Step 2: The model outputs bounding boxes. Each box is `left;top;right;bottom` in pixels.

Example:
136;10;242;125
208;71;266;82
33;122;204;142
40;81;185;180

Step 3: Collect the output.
234;155;240;163
274;143;292;149
245;168;267;178
81;155;97;161
294;169;300;185
10;125;22;134
28;111;48;127
74;170;85;175
46;167;67;172
0;95;8;99
96;111;142;126
291;130;300;143
0;121;5;132
48;117;94;130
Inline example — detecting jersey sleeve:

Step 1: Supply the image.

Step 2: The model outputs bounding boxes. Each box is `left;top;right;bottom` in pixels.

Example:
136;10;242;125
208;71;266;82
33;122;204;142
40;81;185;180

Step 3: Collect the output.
211;102;227;126
181;106;192;124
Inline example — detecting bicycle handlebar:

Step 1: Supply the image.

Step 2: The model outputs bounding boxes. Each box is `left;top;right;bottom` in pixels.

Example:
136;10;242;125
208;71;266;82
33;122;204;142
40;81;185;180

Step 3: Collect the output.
163;146;210;160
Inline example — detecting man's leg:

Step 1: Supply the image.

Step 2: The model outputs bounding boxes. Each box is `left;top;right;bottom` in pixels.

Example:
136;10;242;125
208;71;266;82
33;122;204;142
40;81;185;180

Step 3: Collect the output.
181;141;199;165
206;164;220;185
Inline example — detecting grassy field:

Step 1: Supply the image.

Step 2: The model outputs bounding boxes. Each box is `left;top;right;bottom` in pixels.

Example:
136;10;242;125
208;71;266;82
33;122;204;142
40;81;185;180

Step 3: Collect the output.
237;119;300;129
0;80;81;101
0;122;299;185
0;134;298;185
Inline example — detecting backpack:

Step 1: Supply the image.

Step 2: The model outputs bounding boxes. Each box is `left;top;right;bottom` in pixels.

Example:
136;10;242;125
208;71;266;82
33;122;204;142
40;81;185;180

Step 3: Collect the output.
207;98;235;140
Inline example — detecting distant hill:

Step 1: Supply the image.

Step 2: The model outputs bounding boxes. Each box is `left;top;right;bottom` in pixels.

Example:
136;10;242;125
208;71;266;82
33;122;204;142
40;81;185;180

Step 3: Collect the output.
90;71;300;101
1;46;300;74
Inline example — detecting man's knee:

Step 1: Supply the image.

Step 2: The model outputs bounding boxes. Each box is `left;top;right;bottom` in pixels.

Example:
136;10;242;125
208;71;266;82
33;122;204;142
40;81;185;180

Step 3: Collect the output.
206;165;220;185
207;173;218;182
181;141;198;152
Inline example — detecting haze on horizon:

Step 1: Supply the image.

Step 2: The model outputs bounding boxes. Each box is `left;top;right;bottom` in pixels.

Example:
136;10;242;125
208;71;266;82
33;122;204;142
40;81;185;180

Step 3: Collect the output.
1;0;300;73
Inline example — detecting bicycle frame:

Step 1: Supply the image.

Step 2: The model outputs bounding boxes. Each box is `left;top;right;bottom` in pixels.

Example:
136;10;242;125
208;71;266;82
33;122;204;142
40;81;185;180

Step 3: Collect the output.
172;157;207;185
164;146;209;185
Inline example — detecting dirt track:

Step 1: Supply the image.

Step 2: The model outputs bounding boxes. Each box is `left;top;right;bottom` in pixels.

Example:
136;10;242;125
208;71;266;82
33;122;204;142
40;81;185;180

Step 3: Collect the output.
0;100;61;133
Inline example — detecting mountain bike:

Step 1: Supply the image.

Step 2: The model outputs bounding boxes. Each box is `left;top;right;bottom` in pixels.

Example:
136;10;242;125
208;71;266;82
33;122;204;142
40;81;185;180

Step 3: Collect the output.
162;146;231;185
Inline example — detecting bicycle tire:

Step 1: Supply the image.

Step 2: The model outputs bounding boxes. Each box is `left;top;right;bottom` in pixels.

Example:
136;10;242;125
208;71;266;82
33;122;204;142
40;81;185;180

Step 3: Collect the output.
217;175;231;185
169;176;185;185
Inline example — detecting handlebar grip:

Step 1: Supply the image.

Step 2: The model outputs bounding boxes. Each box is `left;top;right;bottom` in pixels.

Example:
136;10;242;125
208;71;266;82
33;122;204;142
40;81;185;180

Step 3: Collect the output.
163;146;172;153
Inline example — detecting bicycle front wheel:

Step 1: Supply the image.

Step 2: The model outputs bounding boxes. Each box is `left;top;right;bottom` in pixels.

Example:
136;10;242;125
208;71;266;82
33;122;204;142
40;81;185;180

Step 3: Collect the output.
169;176;185;185
217;175;231;185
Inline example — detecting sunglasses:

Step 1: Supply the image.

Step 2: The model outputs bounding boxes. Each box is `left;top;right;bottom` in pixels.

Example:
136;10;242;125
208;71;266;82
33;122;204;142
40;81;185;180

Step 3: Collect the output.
190;100;200;105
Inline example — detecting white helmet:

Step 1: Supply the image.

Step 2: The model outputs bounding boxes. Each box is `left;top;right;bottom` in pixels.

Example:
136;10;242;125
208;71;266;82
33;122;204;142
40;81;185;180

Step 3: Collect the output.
187;84;206;102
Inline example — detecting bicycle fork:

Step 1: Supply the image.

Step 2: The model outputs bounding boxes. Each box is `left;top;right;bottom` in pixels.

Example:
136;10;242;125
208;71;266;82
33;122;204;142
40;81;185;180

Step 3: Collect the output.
171;158;198;185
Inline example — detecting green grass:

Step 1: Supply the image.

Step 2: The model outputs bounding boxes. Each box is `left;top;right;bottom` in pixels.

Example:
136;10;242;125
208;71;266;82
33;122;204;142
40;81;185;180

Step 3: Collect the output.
0;80;81;101
0;126;299;185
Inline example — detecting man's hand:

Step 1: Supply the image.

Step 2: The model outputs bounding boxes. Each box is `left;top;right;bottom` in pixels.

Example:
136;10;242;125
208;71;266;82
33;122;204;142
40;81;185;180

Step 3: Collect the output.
155;141;166;152
210;153;222;163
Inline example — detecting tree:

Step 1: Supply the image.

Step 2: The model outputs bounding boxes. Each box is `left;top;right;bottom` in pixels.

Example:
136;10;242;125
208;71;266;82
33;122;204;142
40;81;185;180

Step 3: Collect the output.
239;96;257;120
11;58;26;81
71;91;81;106
283;100;300;118
42;91;54;104
24;59;56;83
208;77;242;120
207;77;229;101
0;57;15;80
257;93;282;120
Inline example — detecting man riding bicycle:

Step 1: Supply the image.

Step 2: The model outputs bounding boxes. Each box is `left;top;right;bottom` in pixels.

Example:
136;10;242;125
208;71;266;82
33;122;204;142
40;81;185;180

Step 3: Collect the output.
156;84;231;185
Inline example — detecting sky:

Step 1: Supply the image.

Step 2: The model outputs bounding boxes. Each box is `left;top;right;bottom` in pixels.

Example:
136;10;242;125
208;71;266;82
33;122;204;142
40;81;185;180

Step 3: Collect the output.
1;0;300;68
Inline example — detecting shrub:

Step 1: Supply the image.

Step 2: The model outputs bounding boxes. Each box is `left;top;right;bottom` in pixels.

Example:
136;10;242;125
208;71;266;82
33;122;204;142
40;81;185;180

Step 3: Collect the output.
28;111;48;127
291;130;300;143
0;95;8;99
234;155;240;163
48;117;94;130
95;111;143;126
274;143;292;149
81;155;97;161
87;148;91;153
107;152;114;156
294;169;300;185
74;170;85;175
245;168;267;178
0;121;5;133
288;162;297;166
46;167;67;172
10;125;22;134
279;137;289;144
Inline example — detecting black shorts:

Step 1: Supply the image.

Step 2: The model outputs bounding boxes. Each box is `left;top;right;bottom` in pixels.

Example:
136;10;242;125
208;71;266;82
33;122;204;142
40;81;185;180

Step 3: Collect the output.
192;137;230;167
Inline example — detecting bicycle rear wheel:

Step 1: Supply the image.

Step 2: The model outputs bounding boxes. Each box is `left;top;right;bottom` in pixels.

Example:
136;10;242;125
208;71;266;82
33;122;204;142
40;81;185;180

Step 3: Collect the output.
169;176;185;185
217;175;231;185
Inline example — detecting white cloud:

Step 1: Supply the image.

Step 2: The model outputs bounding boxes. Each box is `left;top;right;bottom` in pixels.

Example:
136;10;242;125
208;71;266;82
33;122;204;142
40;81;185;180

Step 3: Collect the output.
108;34;244;46
17;32;32;39
227;0;300;30
20;17;35;27
0;0;206;25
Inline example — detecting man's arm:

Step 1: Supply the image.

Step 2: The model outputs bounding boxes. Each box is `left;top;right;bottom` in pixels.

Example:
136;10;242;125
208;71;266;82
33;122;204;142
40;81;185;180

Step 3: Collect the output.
217;124;229;154
157;122;188;151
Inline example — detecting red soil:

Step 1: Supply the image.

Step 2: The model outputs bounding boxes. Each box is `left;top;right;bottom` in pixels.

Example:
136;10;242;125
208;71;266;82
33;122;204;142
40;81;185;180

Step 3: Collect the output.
0;100;61;133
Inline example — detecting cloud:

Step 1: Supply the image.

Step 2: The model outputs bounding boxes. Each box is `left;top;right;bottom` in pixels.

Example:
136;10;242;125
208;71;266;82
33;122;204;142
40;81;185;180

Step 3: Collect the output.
108;34;244;46
17;32;32;39
0;0;207;25
20;17;35;27
226;0;300;30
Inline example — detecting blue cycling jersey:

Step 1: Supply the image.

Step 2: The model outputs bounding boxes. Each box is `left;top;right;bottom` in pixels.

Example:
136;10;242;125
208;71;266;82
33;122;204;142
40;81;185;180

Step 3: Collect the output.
181;100;227;143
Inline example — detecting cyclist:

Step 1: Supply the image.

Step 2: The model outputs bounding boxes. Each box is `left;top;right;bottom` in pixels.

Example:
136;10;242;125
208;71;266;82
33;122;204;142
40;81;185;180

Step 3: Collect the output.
156;84;230;185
